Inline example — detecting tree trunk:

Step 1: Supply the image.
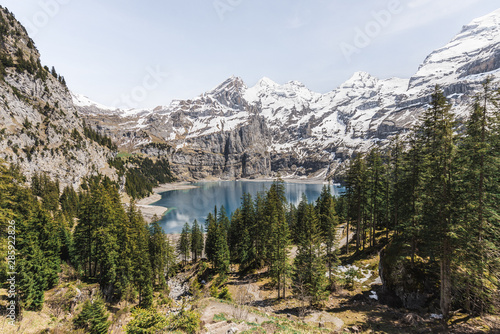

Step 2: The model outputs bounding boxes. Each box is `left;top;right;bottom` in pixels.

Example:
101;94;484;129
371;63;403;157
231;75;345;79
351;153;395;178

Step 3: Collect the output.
440;239;452;319
356;203;361;253
346;220;349;254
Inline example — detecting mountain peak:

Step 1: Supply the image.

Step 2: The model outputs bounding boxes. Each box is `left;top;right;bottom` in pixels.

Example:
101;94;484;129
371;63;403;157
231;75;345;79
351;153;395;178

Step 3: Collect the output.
285;80;306;88
465;7;500;29
409;7;500;90
340;71;378;89
455;7;500;42
257;76;279;87
210;76;246;94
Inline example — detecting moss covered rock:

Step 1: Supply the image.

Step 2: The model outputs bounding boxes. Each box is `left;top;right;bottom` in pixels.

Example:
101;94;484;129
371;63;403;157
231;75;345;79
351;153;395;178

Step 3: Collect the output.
379;241;439;310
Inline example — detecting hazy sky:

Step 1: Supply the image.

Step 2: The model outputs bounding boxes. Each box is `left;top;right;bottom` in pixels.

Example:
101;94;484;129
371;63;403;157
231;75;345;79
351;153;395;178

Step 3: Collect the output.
2;0;499;109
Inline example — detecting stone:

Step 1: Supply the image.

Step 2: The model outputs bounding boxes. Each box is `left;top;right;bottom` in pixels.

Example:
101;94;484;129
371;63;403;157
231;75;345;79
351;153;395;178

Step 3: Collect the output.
402;313;424;326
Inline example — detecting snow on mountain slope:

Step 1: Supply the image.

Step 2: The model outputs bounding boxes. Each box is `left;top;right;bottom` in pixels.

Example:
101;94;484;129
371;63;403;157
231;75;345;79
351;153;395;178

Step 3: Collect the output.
71;92;116;111
409;8;500;90
76;8;500;180
72;92;152;118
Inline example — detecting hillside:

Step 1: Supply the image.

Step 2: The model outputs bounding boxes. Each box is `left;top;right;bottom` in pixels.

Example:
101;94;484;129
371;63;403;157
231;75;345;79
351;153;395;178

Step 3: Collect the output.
0;6;116;189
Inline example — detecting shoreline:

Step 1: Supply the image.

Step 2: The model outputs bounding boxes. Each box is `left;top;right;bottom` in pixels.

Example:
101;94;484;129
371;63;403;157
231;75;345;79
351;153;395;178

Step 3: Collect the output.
135;182;198;222
235;176;334;185
193;175;336;185
137;182;199;206
136;177;339;223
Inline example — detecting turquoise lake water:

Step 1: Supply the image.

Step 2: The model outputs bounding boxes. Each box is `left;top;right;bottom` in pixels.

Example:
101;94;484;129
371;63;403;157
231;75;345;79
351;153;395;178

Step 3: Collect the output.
152;180;344;234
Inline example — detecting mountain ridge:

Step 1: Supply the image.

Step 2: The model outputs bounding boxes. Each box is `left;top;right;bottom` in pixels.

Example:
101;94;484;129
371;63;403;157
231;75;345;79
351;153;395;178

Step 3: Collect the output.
77;8;500;180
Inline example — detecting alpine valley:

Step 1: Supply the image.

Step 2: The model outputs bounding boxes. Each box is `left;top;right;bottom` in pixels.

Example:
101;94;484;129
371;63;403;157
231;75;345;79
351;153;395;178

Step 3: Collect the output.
0;4;499;334
75;8;500;181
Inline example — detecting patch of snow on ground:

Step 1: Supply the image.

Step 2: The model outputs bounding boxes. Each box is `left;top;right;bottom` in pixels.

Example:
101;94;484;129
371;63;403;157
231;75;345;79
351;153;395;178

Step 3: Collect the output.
370;277;382;285
330;264;374;283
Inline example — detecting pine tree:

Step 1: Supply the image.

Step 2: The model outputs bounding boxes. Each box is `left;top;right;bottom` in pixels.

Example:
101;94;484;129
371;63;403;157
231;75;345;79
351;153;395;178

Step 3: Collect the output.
366;148;384;248
455;79;500;313
128;202;152;306
178;223;191;266
295;193;309;243
240;192;256;268
16;204;62;311
419;86;456;318
0;162;18;226
17;240;46;311
205;212;217;264
73;294;110;334
228;193;255;269
254;191;268;268
55;212;73;262
213;208;230;275
149;221;167;287
218;206;230;239
60;185;79;222
164;235;177;282
293;200;328;305
28;206;61;288
345;154;368;253
267;179;291;299
190;219;204;262
316;184;340;289
73;176;125;297
228;207;241;263
389;135;404;238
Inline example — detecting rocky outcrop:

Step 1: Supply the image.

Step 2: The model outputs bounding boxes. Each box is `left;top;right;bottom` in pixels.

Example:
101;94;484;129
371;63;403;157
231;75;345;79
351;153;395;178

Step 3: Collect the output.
0;7;115;188
141;116;271;180
379;243;439;311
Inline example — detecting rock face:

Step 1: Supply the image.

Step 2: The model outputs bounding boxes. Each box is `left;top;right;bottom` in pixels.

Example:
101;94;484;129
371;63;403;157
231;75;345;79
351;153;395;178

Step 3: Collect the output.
76;9;500;180
169;115;271;179
379;244;438;311
0;7;115;188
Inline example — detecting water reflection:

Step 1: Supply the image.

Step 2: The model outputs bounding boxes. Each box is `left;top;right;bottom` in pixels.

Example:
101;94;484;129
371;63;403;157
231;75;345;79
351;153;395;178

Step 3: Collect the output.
152;181;344;234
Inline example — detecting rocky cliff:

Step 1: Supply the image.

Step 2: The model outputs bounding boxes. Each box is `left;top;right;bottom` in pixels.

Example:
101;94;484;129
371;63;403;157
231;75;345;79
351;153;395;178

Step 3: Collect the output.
76;8;500;181
0;7;116;189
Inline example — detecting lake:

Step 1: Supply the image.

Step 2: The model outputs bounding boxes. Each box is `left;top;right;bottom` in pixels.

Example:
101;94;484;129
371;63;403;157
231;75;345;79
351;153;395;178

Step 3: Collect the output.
152;180;344;234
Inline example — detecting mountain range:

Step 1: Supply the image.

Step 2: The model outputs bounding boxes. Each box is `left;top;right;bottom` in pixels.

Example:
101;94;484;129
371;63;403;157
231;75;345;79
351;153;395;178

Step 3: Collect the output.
75;8;500;181
1;6;499;185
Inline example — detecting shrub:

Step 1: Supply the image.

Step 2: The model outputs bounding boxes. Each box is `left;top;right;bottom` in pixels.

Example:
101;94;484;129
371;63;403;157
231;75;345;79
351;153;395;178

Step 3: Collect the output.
158;295;172;307
166;309;201;334
344;267;359;290
218;286;232;301
126;308;168;334
73;294;110;334
139;283;153;309
210;284;219;298
190;279;202;300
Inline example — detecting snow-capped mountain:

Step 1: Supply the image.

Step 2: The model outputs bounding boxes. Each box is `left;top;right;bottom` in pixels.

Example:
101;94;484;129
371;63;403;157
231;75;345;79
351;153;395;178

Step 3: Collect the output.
409;8;500;91
77;8;500;180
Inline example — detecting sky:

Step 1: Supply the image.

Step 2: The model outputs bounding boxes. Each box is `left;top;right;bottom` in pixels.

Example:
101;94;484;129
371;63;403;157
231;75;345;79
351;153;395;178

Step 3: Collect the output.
2;0;499;109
